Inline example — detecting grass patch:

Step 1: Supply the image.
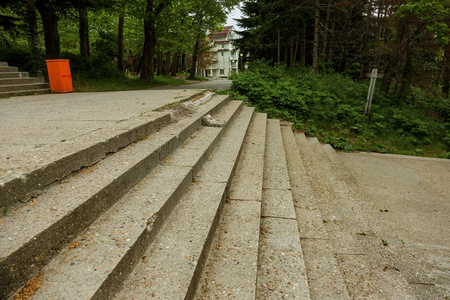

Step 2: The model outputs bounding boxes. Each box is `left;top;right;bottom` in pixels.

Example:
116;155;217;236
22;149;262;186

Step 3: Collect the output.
73;75;187;92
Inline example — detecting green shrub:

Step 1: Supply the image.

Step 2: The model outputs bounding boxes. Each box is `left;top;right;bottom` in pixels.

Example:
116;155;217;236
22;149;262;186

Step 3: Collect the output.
231;60;448;157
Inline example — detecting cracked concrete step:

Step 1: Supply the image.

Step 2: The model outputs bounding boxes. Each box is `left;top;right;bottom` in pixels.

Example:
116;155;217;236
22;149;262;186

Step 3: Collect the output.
0;94;227;209
194;113;267;299
282;127;350;299
256;119;310;299
25;101;244;300
0;72;29;79
300;135;416;299
0;82;50;92
0;77;42;85
0;95;231;299
114;107;255;300
0;66;18;72
0;88;50;98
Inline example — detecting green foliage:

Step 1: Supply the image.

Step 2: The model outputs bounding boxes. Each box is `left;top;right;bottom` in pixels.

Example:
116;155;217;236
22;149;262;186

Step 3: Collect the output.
0;46;46;76
63;52;124;80
231;61;449;158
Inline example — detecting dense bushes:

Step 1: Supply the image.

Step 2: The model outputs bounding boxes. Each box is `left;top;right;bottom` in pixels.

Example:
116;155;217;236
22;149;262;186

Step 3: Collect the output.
231;61;449;157
0;47;124;80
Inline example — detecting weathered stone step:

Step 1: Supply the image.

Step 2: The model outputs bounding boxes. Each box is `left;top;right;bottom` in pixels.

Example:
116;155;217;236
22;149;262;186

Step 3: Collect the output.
301;135;416;298
0;77;41;85
24;101;244;299
0;61;8;67
0;82;50;93
1;95;230;299
0;71;29;79
0;88;50;98
194;113;267;299
256;120;310;299
282;128;350;299
114;107;255;300
0;94;227;209
0;66;18;72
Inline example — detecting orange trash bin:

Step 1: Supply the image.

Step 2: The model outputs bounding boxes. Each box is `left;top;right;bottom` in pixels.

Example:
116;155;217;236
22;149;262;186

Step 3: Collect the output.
46;59;73;93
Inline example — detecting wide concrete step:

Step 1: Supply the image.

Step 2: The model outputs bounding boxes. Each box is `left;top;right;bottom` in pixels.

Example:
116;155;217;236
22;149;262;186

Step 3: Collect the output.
0;72;29;79
0;66;18;72
0;94;227;209
0;88;50;98
194;113;267;299
1;95;230;299
0;82;50;93
282;128;350;299
297;134;417;298
0;77;41;85
113;107;255;299
256;119;310;299
24;101;244;299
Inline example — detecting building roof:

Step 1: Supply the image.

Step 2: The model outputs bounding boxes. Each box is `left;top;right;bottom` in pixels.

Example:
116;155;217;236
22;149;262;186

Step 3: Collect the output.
210;26;234;39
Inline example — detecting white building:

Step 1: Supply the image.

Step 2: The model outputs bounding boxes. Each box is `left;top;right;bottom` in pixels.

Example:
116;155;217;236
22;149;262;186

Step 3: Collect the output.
206;26;241;78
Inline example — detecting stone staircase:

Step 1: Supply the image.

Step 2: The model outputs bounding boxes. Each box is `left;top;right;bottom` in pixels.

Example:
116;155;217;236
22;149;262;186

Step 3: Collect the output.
0;62;50;98
1;94;431;299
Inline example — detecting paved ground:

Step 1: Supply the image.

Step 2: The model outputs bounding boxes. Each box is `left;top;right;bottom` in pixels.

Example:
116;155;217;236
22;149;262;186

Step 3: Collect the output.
0;88;205;183
154;79;232;91
339;152;450;297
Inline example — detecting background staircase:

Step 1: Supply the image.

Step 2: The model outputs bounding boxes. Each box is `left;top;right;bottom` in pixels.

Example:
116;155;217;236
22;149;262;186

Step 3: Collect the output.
0;62;50;98
1;94;438;299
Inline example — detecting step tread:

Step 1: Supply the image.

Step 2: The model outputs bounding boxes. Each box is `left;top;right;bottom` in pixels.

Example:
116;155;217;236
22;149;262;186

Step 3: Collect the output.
283;128;350;299
1;96;230;299
300;133;417;299
29;101;243;299
256;119;310;299
0;72;29;78
0;88;50;97
194;113;267;299
0;95;228;208
114;107;255;299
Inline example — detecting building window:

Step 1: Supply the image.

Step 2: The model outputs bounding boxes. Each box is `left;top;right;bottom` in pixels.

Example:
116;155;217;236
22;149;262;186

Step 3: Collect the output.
220;69;224;75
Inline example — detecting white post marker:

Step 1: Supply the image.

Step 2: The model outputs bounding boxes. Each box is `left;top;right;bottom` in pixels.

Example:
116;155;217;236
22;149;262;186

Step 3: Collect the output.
365;68;378;115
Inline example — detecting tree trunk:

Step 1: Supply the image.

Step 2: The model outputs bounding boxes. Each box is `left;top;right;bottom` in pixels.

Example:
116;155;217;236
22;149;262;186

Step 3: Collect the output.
163;52;171;76
290;36;295;67
382;19;408;94
79;7;90;57
301;27;306;66
157;51;163;75
27;0;40;50
189;37;200;79
117;3;126;72
321;0;332;58
141;1;167;82
442;40;450;95
171;52;178;77
312;0;320;76
37;5;60;59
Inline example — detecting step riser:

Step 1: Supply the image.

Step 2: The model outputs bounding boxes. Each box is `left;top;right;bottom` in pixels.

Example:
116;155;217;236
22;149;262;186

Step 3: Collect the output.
92;104;244;299
0;78;41;85
0;113;172;208
0;72;29;79
2;98;232;299
0;62;8;66
0;89;50;98
0;66;18;72
0;83;50;92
